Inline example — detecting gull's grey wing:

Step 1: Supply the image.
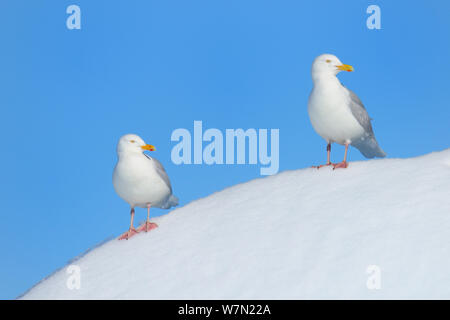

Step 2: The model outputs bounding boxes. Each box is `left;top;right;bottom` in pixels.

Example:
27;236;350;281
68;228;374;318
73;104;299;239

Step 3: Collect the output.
342;85;386;158
345;87;374;136
144;154;172;192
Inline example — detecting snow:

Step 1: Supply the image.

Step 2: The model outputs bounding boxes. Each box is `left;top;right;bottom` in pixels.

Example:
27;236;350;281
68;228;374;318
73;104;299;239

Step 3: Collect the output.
20;149;450;299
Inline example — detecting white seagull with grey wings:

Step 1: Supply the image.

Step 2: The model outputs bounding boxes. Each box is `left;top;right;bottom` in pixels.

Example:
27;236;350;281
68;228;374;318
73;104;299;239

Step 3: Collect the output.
308;54;386;169
113;134;178;240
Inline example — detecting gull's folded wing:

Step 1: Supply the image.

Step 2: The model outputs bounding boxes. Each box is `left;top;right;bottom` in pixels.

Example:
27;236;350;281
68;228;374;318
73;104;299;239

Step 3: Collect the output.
345;87;374;136
144;154;172;192
343;86;386;158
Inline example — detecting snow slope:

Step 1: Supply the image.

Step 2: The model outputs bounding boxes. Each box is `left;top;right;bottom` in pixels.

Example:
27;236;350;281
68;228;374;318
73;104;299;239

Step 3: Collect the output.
21;149;450;299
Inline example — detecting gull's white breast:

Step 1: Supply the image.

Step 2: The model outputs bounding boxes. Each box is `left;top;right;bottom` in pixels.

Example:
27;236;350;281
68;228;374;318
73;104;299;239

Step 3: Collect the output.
308;82;365;145
113;154;171;208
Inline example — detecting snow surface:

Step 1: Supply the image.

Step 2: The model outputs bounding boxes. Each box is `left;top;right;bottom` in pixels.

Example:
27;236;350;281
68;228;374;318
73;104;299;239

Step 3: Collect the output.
21;149;450;299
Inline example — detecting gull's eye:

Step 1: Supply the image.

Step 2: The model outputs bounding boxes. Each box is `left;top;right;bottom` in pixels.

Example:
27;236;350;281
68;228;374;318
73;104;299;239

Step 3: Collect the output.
130;140;135;143
326;59;331;63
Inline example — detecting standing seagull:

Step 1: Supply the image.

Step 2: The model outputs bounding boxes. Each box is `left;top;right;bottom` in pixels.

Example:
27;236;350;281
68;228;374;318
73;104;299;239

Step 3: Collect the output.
308;54;386;169
113;134;179;240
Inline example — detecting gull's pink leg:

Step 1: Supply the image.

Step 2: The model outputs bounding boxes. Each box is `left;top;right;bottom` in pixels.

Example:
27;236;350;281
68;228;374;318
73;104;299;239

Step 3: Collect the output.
137;204;158;233
313;143;332;169
333;143;349;169
118;208;139;240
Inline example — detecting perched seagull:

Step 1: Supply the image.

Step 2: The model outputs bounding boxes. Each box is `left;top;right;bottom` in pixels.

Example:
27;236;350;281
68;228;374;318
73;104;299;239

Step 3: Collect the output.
308;54;386;169
113;134;179;240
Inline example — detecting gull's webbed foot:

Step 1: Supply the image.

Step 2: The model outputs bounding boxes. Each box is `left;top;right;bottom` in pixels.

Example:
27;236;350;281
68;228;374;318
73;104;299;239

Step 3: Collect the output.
118;228;139;240
137;221;158;233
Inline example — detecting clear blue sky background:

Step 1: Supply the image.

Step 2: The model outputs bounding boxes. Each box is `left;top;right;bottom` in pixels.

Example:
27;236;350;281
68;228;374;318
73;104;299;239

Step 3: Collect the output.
0;0;449;299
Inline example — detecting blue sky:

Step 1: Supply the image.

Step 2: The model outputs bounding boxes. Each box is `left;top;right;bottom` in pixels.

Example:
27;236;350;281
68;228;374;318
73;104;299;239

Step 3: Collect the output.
0;0;449;299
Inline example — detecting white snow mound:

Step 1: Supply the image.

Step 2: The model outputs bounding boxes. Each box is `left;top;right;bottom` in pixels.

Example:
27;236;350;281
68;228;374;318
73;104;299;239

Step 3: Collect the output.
21;149;450;299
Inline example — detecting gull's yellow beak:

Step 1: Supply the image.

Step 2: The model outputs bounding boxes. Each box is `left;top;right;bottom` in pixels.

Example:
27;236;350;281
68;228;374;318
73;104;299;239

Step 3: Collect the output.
141;144;155;151
336;64;354;72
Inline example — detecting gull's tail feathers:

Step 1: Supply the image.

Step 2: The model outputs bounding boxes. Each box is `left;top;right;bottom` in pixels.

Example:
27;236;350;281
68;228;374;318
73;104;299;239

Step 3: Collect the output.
161;194;179;209
352;136;386;159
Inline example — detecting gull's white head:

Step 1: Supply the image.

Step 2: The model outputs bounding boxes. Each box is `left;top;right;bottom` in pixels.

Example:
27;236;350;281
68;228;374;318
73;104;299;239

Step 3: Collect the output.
311;54;353;80
117;134;155;155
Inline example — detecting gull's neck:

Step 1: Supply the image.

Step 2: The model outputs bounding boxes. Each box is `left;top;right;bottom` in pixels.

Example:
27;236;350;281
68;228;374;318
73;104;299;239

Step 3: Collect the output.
117;150;145;160
312;72;341;90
